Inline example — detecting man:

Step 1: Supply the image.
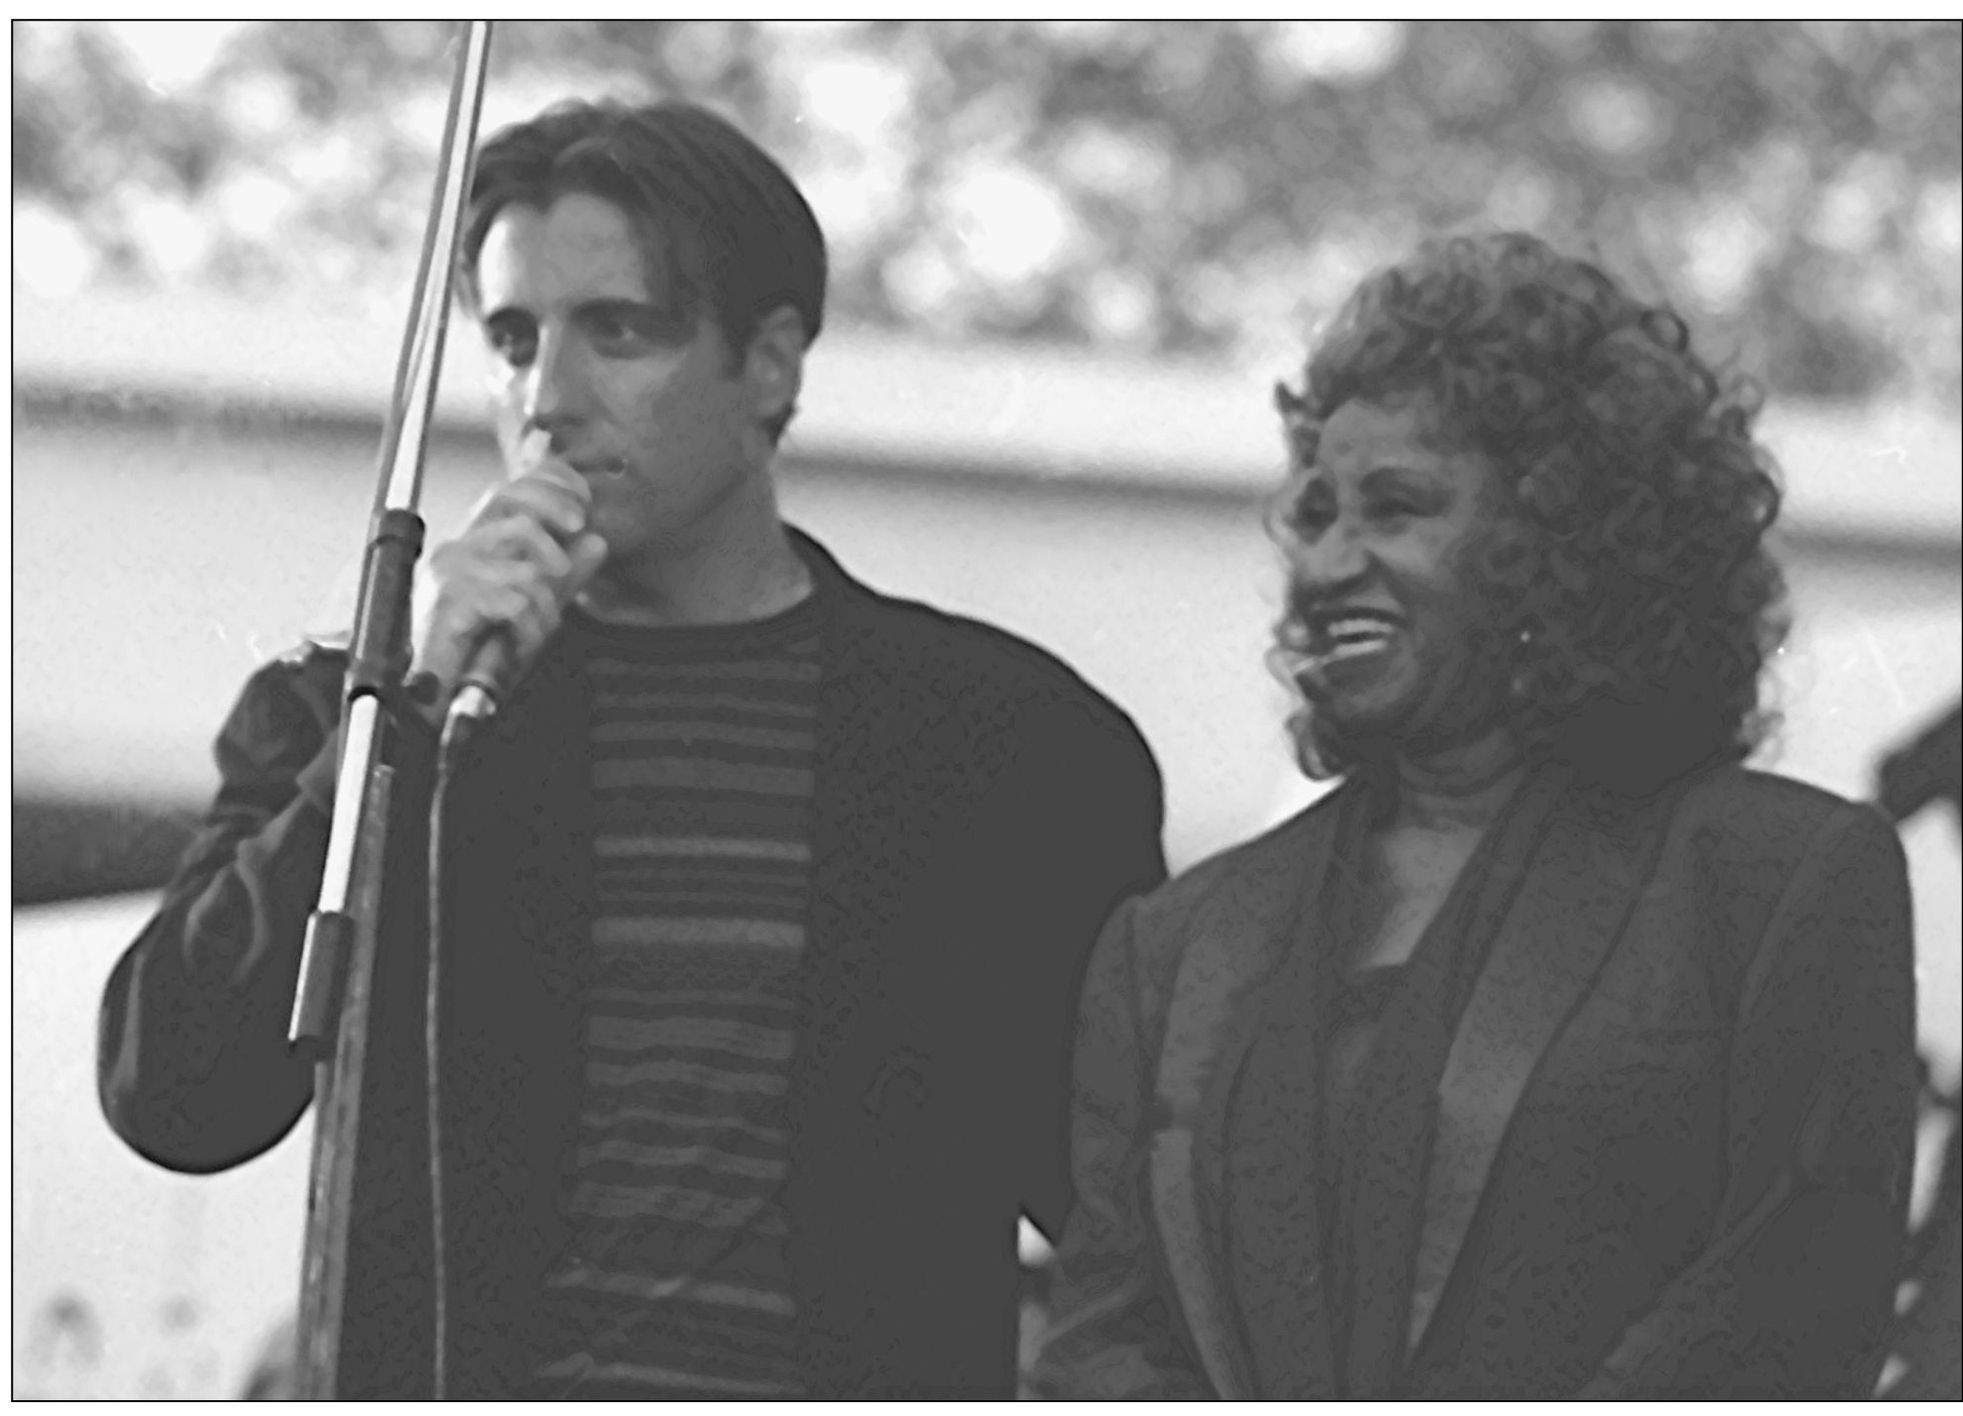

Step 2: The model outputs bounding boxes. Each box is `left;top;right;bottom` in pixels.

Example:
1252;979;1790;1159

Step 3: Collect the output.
97;99;1165;1399
1874;701;1962;1400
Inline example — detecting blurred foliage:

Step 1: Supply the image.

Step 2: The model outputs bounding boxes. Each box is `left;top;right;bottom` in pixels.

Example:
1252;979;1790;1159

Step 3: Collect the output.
13;20;1962;406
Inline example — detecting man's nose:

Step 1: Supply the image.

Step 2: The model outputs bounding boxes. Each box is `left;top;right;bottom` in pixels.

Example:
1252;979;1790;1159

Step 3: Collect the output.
522;330;584;433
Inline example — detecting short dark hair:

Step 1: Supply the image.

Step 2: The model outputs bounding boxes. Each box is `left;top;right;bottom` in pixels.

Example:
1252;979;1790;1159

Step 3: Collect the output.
460;99;827;441
1270;231;1789;796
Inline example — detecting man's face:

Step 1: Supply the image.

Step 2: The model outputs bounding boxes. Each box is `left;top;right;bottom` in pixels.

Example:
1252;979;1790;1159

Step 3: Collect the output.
473;192;778;569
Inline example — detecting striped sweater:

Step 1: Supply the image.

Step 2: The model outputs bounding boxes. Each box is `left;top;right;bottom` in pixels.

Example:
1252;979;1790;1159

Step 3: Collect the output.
529;591;825;1398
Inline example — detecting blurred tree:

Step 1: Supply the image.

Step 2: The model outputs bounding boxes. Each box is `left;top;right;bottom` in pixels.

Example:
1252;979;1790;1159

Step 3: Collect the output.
13;19;1961;406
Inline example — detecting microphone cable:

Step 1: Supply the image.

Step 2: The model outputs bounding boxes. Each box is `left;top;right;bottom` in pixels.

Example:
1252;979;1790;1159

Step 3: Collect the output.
426;710;486;1399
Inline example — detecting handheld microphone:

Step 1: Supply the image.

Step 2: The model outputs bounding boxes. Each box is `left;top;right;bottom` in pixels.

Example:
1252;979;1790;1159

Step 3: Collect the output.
445;627;517;729
438;456;600;739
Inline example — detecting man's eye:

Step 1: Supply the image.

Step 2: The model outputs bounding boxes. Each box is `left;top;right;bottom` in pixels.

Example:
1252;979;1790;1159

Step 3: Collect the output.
589;314;638;345
587;307;689;351
486;323;536;366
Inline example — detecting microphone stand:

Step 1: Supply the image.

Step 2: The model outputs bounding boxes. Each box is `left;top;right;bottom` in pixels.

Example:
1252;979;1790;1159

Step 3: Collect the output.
285;21;493;1399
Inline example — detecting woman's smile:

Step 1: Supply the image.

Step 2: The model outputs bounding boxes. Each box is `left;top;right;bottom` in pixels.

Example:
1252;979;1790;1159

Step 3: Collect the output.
1306;612;1403;669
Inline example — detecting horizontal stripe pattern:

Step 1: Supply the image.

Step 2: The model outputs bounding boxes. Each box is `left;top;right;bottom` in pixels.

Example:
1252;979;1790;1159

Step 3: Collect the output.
593;720;816;750
595;834;811;864
593;756;815;797
595;916;804;953
531;598;823;1399
535;1355;802;1399
589;1014;795;1061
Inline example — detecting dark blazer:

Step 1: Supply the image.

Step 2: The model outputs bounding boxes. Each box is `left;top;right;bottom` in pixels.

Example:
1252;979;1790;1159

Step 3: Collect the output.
1033;765;1918;1399
98;532;1166;1398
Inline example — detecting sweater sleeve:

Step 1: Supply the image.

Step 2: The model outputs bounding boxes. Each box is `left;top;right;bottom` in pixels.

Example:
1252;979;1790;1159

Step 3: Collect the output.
1010;702;1168;1246
1577;804;1920;1398
98;650;359;1172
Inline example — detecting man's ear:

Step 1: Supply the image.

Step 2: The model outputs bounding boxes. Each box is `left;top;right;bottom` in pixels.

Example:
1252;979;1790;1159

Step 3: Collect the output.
744;305;809;428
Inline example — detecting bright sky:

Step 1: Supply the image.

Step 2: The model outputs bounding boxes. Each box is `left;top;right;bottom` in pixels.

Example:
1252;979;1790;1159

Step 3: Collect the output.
14;19;246;297
97;20;247;92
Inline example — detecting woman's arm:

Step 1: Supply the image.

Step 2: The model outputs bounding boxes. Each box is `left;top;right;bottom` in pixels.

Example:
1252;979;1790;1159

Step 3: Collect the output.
1578;805;1920;1398
1028;896;1214;1398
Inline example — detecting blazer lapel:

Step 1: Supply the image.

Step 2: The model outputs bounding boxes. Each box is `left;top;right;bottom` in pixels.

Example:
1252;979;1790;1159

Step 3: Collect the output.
1148;785;1358;1399
1147;1130;1242;1398
1405;780;1684;1358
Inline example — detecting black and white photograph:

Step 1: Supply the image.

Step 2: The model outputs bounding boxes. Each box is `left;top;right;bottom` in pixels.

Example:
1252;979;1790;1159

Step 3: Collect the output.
12;19;1960;1400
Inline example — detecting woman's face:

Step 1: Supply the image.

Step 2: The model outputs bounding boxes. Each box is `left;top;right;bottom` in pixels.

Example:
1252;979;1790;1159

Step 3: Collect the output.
1279;397;1506;752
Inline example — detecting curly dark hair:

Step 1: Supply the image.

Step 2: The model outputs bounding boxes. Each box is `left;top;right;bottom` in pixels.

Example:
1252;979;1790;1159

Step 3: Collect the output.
1270;231;1789;796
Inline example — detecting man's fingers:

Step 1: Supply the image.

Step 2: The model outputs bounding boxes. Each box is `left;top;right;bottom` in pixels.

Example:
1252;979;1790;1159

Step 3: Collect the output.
523;456;590;499
426;580;555;685
464;517;575;576
567;532;611;596
414;462;600;705
471;469;591;542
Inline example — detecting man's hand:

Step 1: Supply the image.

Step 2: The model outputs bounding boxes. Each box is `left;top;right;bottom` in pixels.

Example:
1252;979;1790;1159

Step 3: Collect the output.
411;459;609;719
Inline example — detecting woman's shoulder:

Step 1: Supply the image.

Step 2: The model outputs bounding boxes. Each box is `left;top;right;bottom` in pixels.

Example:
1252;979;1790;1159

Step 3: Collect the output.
1668;763;1895;865
1126;787;1347;937
1662;767;1913;1020
1099;794;1344;1023
1649;767;1907;970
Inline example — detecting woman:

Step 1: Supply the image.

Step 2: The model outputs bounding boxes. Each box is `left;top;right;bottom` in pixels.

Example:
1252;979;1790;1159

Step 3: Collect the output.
1031;233;1918;1399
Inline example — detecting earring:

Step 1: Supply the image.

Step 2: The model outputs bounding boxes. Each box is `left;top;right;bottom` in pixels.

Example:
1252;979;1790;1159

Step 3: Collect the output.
1509;628;1535;702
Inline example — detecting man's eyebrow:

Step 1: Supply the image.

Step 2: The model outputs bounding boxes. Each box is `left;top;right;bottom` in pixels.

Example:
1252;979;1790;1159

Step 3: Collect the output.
571;295;687;323
481;303;533;327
